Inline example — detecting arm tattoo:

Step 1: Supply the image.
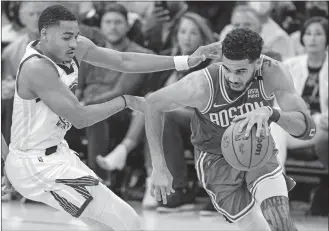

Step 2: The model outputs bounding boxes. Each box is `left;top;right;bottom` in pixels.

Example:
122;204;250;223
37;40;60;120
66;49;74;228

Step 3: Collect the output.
260;196;298;231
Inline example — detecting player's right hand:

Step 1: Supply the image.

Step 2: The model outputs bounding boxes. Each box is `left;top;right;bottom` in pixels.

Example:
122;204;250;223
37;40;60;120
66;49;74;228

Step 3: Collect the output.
1;170;14;196
150;167;175;204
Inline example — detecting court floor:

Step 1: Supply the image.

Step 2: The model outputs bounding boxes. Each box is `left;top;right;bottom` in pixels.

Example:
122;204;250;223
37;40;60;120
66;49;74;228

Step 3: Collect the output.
2;200;328;231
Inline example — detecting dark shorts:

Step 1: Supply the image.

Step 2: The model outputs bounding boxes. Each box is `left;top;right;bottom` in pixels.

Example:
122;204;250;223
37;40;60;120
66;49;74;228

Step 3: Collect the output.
194;150;294;223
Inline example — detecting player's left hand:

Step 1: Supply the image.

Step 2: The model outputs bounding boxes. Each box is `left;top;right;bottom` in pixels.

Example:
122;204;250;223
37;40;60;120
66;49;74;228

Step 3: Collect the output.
232;106;271;138
150;167;175;204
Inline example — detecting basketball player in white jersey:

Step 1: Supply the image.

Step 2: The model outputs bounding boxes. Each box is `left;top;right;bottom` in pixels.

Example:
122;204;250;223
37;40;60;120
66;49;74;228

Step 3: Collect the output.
145;28;316;230
3;5;214;231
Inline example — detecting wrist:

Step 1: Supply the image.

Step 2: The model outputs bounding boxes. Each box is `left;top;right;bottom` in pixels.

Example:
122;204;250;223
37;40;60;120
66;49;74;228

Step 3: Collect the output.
268;106;281;122
173;56;190;71
121;95;128;109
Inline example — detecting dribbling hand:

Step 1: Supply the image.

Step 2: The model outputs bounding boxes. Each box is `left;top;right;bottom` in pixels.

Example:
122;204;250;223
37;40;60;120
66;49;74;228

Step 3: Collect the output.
150;167;175;204
232;106;271;138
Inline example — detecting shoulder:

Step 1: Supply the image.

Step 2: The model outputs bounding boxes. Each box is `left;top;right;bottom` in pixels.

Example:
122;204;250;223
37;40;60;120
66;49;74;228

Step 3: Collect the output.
22;57;59;83
75;35;97;63
262;55;294;91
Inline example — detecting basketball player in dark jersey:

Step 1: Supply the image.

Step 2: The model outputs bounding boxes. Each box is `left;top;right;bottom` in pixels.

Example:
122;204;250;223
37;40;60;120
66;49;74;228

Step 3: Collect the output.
145;28;316;231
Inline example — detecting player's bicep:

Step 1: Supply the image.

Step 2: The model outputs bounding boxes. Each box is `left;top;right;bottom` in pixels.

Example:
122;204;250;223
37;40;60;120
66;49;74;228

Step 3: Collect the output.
79;35;123;70
146;70;210;112
25;61;83;124
273;64;308;113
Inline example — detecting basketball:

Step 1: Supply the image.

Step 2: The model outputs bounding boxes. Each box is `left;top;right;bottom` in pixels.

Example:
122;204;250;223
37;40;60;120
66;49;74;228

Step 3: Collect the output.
221;120;274;171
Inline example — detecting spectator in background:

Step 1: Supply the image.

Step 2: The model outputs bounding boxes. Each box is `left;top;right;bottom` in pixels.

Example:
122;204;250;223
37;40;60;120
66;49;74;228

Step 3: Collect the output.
1;1;25;48
2;2;49;144
219;2;294;60
143;1;188;53
76;3;154;182
97;12;216;212
290;1;328;56
275;17;328;216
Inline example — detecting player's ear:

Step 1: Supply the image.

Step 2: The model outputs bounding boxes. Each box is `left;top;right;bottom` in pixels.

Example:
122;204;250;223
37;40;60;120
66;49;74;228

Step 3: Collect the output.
255;57;262;70
40;28;48;41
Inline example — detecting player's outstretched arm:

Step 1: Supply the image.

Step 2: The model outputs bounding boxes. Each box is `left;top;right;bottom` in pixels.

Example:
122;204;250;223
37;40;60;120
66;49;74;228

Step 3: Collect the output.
24;58;141;129
145;70;210;203
266;61;316;140
77;36;219;74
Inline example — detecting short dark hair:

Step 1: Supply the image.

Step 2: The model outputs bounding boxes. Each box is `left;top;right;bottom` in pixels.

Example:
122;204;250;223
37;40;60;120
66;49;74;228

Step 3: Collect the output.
222;28;264;62
100;3;128;22
300;16;328;46
38;5;77;32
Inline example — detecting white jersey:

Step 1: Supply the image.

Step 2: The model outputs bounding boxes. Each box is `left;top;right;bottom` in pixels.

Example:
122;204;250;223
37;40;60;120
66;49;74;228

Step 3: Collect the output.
10;40;79;152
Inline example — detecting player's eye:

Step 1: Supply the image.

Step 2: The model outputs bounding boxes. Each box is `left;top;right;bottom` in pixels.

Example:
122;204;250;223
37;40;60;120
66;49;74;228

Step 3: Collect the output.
63;37;71;41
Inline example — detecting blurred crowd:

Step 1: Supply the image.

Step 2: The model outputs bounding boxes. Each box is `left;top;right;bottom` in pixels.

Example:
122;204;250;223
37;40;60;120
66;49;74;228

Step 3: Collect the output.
1;1;328;217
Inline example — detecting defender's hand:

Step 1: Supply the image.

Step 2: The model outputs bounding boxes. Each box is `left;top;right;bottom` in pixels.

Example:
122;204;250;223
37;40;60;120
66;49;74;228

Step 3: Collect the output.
189;42;223;68
233;106;271;137
150;167;175;204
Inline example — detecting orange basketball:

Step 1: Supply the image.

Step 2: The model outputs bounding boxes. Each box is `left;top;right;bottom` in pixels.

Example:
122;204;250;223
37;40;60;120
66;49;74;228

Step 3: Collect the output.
221;120;274;171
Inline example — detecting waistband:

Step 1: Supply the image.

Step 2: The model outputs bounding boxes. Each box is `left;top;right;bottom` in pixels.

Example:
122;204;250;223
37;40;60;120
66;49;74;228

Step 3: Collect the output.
9;142;67;159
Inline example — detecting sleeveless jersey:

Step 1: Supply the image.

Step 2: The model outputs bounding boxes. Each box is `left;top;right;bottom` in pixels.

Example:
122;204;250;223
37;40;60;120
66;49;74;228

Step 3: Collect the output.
191;55;276;155
10;40;79;152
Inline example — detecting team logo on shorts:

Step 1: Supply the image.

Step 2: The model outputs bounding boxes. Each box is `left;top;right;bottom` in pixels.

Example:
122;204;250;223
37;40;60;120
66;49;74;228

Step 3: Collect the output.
56;116;72;130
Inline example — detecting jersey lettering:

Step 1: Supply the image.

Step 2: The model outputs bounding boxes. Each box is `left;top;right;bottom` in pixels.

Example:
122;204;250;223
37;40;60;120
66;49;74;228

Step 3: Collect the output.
209;101;265;127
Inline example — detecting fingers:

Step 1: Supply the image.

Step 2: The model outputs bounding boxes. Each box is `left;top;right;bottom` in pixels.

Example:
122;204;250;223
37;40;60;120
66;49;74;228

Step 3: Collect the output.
150;183;155;197
256;119;263;137
238;117;250;133
160;186;167;204
263;120;270;136
244;118;256;137
153;8;170;22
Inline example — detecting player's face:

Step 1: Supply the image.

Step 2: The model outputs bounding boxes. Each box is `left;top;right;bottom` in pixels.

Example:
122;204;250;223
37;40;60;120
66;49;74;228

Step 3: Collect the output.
303;22;327;53
222;55;257;92
100;12;129;44
231;11;262;34
177;18;204;55
44;21;79;63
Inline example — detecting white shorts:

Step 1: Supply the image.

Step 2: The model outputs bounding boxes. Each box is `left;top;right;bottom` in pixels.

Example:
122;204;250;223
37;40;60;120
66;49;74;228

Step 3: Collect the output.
5;142;100;218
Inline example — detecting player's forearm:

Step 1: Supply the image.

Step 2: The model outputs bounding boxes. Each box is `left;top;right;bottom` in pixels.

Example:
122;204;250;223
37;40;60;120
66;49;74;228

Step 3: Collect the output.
145;102;168;170
275;110;315;139
121;52;176;73
74;96;126;129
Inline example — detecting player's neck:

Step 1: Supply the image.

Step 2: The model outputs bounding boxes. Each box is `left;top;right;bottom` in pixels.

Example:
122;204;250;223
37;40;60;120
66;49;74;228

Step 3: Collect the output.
105;37;129;51
308;51;326;68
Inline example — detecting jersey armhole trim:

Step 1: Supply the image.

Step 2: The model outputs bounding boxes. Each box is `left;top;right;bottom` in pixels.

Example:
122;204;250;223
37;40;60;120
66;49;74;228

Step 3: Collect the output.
200;68;214;114
259;80;275;100
15;54;60;101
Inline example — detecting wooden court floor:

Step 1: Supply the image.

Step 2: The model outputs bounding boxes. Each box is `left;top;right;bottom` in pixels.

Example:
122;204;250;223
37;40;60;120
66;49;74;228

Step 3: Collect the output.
2;200;328;231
